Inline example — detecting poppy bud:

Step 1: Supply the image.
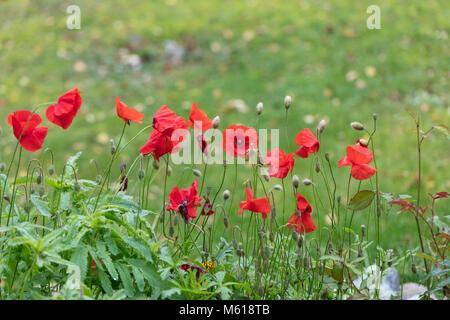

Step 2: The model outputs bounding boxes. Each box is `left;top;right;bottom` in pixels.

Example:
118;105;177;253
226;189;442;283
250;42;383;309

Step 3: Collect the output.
302;178;312;186
324;153;330;162
303;256;310;269
292;230;299;242
357;246;363;257
223;189;231;201
256;102;264;115
350;122;364;131
110;139;116;155
361;224;366;238
373;113;377;120
257;153;265;166
167;165;172;177
284;95;292;109
48;164;55;176
411;262;417;274
138;169;145;180
0;162;6;172
317;119;327;133
292;175;300;189
314;158;321;173
192;169;202;177
273;184;283;191
223;214;229;229
36;174;42;185
24;199;31;213
358;138;368;147
262;170;270;182
173;213;179;226
297;235;303;249
212;116;220;129
169;225;175;237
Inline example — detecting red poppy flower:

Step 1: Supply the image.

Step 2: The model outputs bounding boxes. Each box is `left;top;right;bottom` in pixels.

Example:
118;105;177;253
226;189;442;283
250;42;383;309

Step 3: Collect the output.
338;144;376;180
238;188;271;218
7;110;48;152
46;88;82;130
139;129;182;160
179;262;207;282
116;96;145;124
264;149;295;179
201;198;214;216
196;133;208;156
167;179;202;223
287;194;316;233
187;103;212;131
152;105;187;138
223;125;258;158
295;128;320;158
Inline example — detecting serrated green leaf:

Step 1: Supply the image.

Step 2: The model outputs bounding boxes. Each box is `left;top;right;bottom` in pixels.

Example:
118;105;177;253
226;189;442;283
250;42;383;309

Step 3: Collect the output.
116;263;135;298
71;245;88;283
96;242;118;280
30;194;52;217
98;269;113;296
131;266;145;292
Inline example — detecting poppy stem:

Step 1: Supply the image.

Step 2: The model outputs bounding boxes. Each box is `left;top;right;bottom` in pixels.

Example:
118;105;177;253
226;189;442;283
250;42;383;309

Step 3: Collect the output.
0;140;20;225
6;146;23;227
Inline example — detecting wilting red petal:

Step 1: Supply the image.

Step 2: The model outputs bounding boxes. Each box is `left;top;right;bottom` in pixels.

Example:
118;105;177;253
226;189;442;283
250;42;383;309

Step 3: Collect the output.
187;103;212;131
294;129;319;158
238;188;271;218
351;164;376;180
139;129;181;160
222;125;258;158
46;88;82;129
116;97;145;124
346;145;373;165
153;105;187;137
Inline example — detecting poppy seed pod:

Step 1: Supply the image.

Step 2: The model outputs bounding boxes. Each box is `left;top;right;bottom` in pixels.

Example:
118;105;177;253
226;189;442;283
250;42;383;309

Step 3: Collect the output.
192;169;202;177
110;139;116;155
292;175;300;189
256;102;264;115
302;178;313;186
350;122;364;131
284;95;292;109
317;119;327;133
223;189;231;201
212;116;220;129
48;164;55;176
0;162;6;172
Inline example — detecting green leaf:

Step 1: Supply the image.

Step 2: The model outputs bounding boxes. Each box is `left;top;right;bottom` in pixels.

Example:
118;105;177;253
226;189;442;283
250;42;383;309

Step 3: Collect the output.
116;263;135;298
433;124;450;139
30;194;52;217
98;269;113;296
71;245;88;283
131;266;145;292
347;190;375;211
415;252;436;262
96;242;119;280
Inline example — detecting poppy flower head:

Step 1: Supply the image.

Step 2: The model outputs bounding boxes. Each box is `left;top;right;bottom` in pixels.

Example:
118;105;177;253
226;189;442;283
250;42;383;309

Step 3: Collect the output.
187;103;212;132
287;193;316;233
196;133;208;156
8;110;48;152
295;128;320;158
201;197;214;216
223;125;258;158
46;88;82;130
338;144;376;180
152;105;187;138
238;188;271;218
167;180;202;223
116;97;145;124
264;149;295;179
139;129;183;160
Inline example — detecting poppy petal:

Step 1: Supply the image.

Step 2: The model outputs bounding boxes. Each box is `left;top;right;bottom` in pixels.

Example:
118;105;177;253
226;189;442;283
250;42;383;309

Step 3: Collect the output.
351;164;376;180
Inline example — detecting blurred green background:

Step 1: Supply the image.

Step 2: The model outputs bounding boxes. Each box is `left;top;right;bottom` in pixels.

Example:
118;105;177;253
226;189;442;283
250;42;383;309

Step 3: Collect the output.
0;0;449;252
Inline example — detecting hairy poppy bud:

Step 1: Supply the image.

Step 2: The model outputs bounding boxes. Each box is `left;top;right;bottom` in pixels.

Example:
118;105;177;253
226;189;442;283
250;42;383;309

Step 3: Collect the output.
152;158;160;170
292;231;299;242
96;175;102;185
0;162;5;172
110;139;116;155
223;189;231;201
411;262;417;274
223;214;229;229
297;235;303;249
138;169;145;180
173;213;179;226
24;200;31;213
317;119;327;133
262;170;270;182
36;174;42;185
302;178;312;186
169;225;175;237
373;113;377;120
292;175;300;189
350;122;364;131
284;95;292;109
361;224;366;238
212;116;220;129
314;158;321;173
166;165;172;177
324;153;330;162
358;138;368;147
192;169;202;177
47;164;55;176
256;102;264;115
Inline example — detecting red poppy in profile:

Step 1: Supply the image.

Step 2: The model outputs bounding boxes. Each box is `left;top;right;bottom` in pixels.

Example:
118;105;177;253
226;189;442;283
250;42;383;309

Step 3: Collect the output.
295;128;320;158
264;149;295;179
46;88;82;130
338;144;376;180
196;133;208;156
167;180;202;223
287;194;316;233
116;96;145;124
223;125;258;158
139;129;182;160
238;188;271;219
187;103;212;132
152;105;187;138
7;110;48;152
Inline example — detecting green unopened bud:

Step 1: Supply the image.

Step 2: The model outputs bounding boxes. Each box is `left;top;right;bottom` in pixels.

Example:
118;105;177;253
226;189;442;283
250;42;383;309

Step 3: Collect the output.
166;165;172;177
110;139;116;155
324;153;330;162
24;200;32;213
256;102;264;115
292;175;300;189
314;158;321;173
0;162;6;172
48;165;55;176
152;158;160;170
223;214;229;229
292;231;299;242
297;235;303;249
169;225;175;237
138;169;145;180
173;214;179;226
223;189;231;201
192;169;202;177
411;262;417;274
317;119;327;133
284;95;292;109
361;224;366;238
350;122;364;131
302;178;313;186
36;174;42;185
303;256;310;269
212;116;220;129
